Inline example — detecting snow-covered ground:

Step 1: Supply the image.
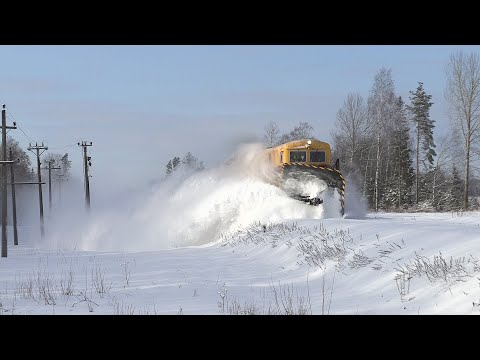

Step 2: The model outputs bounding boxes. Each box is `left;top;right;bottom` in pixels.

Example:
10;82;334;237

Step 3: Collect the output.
1;145;479;315
1;211;480;315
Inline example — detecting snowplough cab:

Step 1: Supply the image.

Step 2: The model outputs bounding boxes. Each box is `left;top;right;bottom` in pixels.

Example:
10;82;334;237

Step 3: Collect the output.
265;139;345;216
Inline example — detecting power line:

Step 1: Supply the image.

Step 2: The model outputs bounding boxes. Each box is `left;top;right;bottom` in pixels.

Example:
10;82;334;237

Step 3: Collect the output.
7;113;78;151
7;109;84;149
48;143;78;150
15;124;34;143
6;111;18;123
4;112;35;144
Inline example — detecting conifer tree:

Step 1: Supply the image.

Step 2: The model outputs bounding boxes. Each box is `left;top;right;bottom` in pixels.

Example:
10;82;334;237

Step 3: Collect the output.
166;160;173;175
407;82;436;204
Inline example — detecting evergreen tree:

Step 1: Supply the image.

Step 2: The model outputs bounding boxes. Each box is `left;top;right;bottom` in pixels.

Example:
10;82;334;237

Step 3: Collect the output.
441;166;463;211
172;157;181;170
407;82;436;204
166;153;204;177
182;152;204;171
391;97;414;208
430;167;449;210
417;172;432;209
166;160;173;175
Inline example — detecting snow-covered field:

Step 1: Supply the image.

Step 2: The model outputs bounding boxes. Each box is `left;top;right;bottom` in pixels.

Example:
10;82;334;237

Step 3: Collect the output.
1;145;479;315
1;211;480;315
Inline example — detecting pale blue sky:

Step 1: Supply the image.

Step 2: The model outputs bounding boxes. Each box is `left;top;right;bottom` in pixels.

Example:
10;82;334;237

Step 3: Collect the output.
1;45;479;193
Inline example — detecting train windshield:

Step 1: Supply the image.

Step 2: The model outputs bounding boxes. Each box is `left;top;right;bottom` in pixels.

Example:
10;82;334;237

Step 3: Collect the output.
290;151;307;162
310;151;326;162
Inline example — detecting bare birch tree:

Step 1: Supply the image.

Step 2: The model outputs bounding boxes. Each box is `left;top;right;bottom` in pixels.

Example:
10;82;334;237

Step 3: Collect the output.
264;121;280;147
430;135;453;207
368;68;396;212
334;93;369;166
445;51;480;210
278;121;314;144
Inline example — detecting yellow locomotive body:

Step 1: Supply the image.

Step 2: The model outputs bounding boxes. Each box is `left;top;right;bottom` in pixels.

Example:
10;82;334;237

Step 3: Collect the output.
265;139;345;215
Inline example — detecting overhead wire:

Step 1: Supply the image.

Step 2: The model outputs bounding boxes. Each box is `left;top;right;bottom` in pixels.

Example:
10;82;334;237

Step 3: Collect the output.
7;111;79;151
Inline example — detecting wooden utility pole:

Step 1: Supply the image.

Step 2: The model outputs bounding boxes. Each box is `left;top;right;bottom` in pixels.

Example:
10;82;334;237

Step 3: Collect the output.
1;105;16;257
10;148;18;246
27;142;48;237
45;161;61;211
78;141;92;210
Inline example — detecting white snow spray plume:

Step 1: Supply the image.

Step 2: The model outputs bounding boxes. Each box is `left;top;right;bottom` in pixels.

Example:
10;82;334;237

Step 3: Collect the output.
343;175;368;219
283;173;328;198
36;143;344;251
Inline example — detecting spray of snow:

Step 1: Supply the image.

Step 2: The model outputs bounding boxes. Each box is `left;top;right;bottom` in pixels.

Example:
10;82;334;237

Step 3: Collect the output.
37;143;346;251
282;173;328;199
343;175;368;219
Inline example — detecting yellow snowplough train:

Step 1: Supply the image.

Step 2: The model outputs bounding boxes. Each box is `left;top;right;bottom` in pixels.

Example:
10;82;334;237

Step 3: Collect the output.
265;139;345;216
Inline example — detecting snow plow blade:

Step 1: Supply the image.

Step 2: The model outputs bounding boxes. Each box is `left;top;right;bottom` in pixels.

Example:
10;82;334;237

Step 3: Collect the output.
281;163;345;216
